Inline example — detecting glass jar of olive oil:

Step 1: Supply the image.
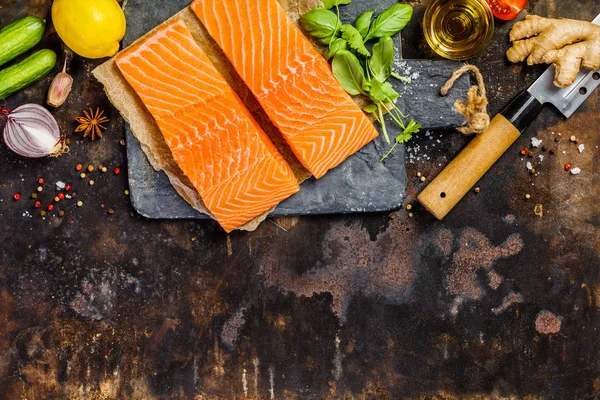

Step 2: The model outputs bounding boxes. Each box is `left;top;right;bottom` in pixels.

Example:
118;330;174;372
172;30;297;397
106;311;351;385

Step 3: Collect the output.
423;0;495;60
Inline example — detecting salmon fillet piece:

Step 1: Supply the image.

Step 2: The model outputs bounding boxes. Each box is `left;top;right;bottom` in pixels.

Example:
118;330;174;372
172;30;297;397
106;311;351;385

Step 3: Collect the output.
116;18;299;232
191;0;379;179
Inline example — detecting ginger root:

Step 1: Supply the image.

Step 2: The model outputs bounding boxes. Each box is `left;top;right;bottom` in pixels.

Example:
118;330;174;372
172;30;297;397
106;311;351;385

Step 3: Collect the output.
507;15;600;88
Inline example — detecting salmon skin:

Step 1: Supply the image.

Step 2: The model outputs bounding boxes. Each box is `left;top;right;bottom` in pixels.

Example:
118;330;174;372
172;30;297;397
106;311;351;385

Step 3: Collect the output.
191;0;379;179
116;18;300;232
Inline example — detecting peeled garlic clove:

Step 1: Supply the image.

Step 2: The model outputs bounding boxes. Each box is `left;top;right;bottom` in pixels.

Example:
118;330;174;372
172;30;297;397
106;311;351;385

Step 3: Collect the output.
47;67;73;108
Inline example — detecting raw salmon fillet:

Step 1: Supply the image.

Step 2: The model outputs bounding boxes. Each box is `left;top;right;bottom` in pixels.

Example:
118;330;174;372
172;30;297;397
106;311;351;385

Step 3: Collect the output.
116;18;299;232
191;0;379;179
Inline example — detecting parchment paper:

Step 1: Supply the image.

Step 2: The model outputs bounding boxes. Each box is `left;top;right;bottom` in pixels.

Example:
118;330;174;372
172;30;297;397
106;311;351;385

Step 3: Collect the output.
92;1;352;231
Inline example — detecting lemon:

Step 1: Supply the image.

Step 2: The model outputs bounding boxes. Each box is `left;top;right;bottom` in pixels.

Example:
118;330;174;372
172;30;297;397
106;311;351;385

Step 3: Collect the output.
52;0;126;59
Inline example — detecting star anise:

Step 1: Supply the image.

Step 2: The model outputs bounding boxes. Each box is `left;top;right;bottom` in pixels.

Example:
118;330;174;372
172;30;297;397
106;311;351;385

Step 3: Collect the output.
75;108;109;140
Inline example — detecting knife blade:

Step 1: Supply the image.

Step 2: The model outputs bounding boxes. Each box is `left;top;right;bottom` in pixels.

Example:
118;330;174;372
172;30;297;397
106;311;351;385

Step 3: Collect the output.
528;13;600;117
529;65;600;118
418;13;600;220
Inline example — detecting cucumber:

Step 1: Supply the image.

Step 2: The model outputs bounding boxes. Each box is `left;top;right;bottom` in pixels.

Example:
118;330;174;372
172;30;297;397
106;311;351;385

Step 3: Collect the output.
0;49;57;100
0;16;46;68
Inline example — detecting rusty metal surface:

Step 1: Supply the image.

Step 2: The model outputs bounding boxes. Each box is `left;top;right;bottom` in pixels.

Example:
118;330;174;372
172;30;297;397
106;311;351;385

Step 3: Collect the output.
0;0;599;398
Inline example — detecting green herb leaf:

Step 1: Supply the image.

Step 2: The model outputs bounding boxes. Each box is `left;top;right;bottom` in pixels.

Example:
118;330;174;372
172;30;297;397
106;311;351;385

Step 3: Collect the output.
332;50;367;96
362;79;372;93
396;119;421;143
383;84;400;102
325;38;348;59
362;103;378;113
299;9;342;45
368;78;399;103
390;71;410;82
381;119;421;161
354;10;375;38
364;4;413;42
323;0;352;9
341;24;371;57
368;36;394;82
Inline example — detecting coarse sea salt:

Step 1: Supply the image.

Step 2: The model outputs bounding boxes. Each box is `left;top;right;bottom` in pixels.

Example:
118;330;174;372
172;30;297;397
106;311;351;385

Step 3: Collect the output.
531;137;542;148
578;144;585;153
526;162;533;170
570;168;582;175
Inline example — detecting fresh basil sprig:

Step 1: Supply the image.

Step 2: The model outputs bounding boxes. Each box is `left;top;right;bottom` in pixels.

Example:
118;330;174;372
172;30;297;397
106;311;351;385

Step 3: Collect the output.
300;0;420;158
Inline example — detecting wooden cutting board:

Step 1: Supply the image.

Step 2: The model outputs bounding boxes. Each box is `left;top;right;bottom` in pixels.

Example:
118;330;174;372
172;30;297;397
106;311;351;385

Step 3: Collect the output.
124;0;469;219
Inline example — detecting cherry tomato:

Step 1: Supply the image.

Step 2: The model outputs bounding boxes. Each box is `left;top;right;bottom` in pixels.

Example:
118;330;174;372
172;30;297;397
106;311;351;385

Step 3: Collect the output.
485;0;527;21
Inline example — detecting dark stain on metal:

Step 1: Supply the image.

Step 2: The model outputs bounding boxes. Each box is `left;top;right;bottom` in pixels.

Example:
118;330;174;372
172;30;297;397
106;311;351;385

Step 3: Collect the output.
260;217;416;322
445;228;523;301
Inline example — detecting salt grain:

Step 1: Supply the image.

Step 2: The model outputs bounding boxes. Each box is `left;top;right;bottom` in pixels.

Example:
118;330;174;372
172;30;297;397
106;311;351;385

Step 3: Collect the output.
578;144;585;153
531;137;542;148
56;181;66;190
570;168;582;175
526;162;533;170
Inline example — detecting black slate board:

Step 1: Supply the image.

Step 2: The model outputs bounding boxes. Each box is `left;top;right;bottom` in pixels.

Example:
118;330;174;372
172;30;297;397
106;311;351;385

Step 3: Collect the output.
123;0;469;219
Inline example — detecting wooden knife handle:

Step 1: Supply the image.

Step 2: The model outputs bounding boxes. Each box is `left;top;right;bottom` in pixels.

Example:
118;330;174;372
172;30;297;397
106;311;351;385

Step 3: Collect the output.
417;90;545;220
418;114;521;219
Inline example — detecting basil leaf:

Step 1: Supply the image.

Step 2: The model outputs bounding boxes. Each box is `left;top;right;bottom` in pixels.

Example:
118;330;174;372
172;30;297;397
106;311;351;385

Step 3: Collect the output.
368;36;394;82
362;104;378;113
354;10;375;38
341;24;370;57
369;78;399;103
323;0;352;9
364;4;413;42
332;50;367;96
325;38;348;59
299;9;342;45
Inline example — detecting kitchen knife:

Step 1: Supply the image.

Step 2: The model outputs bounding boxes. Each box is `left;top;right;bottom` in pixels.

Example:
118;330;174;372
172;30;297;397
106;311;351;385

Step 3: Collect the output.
418;13;600;220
